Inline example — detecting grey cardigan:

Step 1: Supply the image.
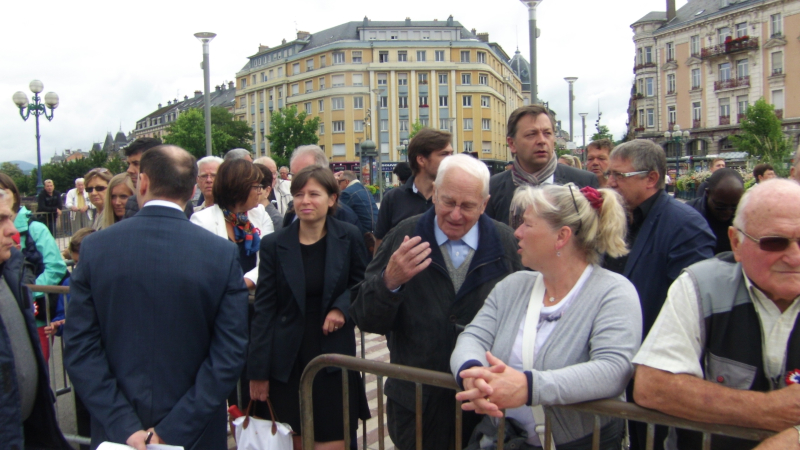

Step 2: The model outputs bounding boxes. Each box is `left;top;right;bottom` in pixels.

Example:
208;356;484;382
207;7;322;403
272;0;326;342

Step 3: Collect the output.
450;267;643;444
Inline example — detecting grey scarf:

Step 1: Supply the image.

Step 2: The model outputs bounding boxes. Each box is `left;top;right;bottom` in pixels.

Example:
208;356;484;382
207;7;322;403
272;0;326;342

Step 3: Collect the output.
511;153;557;187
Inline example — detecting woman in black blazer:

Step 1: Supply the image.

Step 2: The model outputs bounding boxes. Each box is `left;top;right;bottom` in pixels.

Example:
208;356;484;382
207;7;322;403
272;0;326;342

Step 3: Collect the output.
249;166;369;449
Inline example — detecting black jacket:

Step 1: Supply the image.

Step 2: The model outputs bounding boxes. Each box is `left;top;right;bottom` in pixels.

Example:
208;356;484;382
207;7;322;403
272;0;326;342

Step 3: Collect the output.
486;164;599;226
37;190;62;214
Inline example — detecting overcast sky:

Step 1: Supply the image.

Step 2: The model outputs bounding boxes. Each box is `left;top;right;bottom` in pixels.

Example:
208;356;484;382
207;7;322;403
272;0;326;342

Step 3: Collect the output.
1;0;687;165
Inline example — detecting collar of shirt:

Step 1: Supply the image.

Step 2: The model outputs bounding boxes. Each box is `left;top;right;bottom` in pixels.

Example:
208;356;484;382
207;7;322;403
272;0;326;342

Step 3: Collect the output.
631;189;662;227
143;199;184;211
349;179;361;186
433;217;480;250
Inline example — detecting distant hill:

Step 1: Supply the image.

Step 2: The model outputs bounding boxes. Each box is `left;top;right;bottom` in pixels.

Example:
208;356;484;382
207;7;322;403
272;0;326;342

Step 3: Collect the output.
5;160;36;174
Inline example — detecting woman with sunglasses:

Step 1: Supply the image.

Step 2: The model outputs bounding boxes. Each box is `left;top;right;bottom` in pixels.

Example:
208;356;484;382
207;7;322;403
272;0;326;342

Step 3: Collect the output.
83;168;112;230
451;183;642;450
98;173;135;230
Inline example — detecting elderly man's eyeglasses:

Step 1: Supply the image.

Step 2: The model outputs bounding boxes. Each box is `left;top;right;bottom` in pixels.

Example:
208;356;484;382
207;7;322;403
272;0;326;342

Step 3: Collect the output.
737;228;800;252
437;196;479;214
604;170;650;180
198;173;216;181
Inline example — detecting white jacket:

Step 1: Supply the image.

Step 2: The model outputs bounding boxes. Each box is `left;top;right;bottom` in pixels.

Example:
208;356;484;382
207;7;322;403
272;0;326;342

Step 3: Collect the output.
273;179;293;215
190;204;274;285
65;188;93;220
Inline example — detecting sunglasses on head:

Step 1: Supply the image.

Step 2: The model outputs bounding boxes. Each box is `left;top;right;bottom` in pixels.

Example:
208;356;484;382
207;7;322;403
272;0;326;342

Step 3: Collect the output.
86;186;107;193
737;228;800;252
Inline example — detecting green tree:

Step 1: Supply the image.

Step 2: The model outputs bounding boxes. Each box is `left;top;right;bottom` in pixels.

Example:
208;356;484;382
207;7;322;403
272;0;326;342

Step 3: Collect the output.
0;162;32;195
163;107;253;159
265;105;320;168
25;150;129;195
730;98;791;173
591;125;614;142
407;120;426;141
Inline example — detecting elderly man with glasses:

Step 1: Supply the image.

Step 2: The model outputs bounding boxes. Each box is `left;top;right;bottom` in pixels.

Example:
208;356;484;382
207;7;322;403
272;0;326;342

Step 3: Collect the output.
633;178;800;450
602;139;715;450
193;156;223;212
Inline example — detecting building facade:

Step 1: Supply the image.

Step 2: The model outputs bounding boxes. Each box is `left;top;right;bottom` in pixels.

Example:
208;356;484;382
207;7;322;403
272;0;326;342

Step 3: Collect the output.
234;16;524;164
630;0;800;168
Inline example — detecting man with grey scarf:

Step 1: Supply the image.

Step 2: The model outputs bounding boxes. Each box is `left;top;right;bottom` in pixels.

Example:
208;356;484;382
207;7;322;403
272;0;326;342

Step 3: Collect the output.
486;105;598;227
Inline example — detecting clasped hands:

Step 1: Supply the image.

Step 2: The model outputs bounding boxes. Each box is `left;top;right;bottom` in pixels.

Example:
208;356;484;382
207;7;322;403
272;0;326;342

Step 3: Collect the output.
456;351;529;418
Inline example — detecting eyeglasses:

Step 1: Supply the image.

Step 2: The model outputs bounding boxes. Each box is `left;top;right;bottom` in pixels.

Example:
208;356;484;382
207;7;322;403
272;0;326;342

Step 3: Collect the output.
737;228;800;252
86;186;107;193
437;196;479;214
251;185;264;192
604;170;650;180
198;174;216;181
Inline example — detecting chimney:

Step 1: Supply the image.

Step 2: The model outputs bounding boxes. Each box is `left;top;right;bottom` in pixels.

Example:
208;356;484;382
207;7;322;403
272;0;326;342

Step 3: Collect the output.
363;16;369;28
167;100;171;105
215;85;221;92
297;30;310;40
228;81;234;89
194;90;202;98
667;0;676;21
184;95;189;101
447;15;454;26
259;44;270;52
477;32;489;43
281;38;286;45
174;98;177;103
158;103;162;108
405;17;411;26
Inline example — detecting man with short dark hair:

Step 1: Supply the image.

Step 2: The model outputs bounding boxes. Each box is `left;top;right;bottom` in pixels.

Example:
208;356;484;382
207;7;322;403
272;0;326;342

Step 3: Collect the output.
123;137;193;219
374;128;453;243
37;179;62;236
753;163;776;183
64;145;249;450
486;105;598;226
586;139;614;187
695;157;726;195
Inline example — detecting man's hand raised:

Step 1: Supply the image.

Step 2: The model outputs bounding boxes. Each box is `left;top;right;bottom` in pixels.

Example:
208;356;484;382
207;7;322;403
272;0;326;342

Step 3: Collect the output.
383;236;432;291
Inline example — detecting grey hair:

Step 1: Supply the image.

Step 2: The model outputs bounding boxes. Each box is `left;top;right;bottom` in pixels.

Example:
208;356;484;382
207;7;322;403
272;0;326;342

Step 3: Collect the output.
434;154;489;198
341;170;358;182
733;178;800;231
279;166;289;171
290;145;329;168
197;156;224;170
75;178;84;184
609;139;667;189
253;156;275;167
223;148;253;161
510;183;629;265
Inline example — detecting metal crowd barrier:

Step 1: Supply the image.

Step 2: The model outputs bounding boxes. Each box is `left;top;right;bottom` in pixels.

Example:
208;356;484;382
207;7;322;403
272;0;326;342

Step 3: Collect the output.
299;354;776;450
29;209;94;242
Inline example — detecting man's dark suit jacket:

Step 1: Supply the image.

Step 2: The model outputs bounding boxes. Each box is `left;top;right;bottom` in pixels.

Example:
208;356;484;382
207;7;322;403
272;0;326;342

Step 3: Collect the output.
621;193;715;335
340;181;379;234
64;205;249;450
248;217;368;383
486;163;599;226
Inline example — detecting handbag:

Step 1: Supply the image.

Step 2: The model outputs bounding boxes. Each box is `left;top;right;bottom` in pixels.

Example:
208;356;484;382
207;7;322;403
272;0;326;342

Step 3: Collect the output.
231;399;294;450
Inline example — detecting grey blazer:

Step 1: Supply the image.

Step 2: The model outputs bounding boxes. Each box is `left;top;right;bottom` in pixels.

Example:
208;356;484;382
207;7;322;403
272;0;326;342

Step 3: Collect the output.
450;267;642;444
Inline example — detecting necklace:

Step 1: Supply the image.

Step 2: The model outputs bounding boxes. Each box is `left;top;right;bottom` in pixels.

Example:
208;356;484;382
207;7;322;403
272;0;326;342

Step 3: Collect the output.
547;296;558;303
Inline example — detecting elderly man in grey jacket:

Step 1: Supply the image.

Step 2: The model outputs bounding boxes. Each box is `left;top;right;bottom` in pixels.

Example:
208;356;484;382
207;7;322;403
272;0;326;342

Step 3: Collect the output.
351;154;523;450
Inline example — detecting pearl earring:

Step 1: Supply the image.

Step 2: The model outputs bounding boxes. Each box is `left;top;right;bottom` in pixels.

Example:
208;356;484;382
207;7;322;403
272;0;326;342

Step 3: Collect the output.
557;251;561;257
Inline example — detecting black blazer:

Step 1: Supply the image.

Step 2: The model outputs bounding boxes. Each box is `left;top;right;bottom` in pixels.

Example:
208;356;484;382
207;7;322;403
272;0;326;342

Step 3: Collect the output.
248;216;368;383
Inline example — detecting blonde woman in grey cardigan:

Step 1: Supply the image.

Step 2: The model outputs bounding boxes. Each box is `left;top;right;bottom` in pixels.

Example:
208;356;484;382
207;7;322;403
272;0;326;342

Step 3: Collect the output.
451;183;642;450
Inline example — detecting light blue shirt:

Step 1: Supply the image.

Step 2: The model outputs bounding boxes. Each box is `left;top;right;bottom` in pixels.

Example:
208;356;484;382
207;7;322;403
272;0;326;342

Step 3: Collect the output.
433;218;479;268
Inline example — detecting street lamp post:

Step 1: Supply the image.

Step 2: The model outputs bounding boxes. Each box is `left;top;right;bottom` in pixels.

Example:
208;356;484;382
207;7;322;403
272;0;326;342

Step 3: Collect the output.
13;80;59;194
521;1;542;104
564;77;578;148
664;125;691;181
396;139;409;162
579;112;588;162
372;88;385;201
195;32;216;157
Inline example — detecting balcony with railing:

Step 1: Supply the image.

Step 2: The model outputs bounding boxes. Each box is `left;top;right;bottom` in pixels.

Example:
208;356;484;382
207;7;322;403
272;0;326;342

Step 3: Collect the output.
700;36;759;59
633;62;657;73
737;113;746;123
719;115;731;125
693;119;702;128
714;75;750;91
776;109;784;119
771;67;784;76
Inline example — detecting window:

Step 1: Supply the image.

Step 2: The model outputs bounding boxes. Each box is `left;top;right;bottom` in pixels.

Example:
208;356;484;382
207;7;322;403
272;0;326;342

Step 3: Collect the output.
479;74;488;85
352;73;363;86
668;106;676;124
418;73;428;84
399;120;409;132
277;67;284;78
477;51;486;63
252;74;256;84
419;95;428;106
638;109;645;127
690;35;700;56
240;78;247;88
380;119;388;131
736;59;748;78
390;34;398;40
666;42;675;61
645;77;654;97
464;141;473;152
737;95;748;116
461;73;472;85
691;69;701;89
319;123;325;134
438;73;448;84
354;120;364;132
772;89;784;110
440;118;451;130
398;96;408;108
331;97;344;110
420;118;429;127
646;108;655;127
439;96;448;107
332;74;344;87
379;51;389;63
304;102;312;114
771;51;783;75
377;73;387;85
644;46;653;63
721;0;730;6
482;119;491;130
333;121;345;132
719;62;731;81
482;142;491;154
718;27;731;44
667;74;676;94
435;50;445;62
305;80;313;93
318;99;324;111
333;143;345;156
353;97;363;109
693;102;702;121
417;50;426;62
319;77;326;90
352;51;362;63
379;96;388;108
291;84;299;95
320;55;326;67
637;47;643;65
292;63;300;75
460;51;470;62
463;95;472;107
771;13;783;37
481;96;490;107
398;73;408;86
333;52;345;65
735;22;748;38
398;51;407;62
463;118;473;130
719;97;731;117
261;72;266;82
269;69;274;79
638;78;645;95
306;59;314;71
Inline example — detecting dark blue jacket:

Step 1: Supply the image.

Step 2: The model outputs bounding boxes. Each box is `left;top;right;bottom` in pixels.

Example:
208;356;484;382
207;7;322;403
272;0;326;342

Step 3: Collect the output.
0;248;71;450
64;206;249;450
623;193;715;334
340;181;379;234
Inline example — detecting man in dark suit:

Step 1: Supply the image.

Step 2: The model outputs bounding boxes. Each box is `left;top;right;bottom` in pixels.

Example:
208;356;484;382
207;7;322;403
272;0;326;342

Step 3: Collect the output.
64;145;249;450
486;105;598;226
602;139;715;450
